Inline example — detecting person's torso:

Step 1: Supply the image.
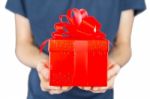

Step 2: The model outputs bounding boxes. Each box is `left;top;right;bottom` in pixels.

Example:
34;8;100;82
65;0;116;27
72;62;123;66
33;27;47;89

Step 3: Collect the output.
24;0;121;54
26;0;120;99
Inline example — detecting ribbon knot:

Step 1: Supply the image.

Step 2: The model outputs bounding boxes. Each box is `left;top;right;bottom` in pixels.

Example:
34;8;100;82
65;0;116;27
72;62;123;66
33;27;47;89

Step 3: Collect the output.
52;8;106;40
40;8;107;53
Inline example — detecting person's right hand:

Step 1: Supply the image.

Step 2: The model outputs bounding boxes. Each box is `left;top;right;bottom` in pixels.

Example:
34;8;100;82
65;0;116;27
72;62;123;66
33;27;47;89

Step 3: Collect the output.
36;59;73;94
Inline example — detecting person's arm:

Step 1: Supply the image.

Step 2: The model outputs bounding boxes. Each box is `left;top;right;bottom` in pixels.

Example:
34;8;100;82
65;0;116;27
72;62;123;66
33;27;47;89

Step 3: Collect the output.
15;14;48;68
15;14;72;94
95;9;134;92
109;9;134;67
79;9;134;93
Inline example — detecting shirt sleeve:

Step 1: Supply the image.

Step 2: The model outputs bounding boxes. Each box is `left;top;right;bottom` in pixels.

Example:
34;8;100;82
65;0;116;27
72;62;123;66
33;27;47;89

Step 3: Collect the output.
120;0;146;16
5;0;27;18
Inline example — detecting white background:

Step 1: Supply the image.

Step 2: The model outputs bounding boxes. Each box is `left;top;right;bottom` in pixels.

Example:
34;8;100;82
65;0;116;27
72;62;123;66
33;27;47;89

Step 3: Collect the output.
0;0;150;99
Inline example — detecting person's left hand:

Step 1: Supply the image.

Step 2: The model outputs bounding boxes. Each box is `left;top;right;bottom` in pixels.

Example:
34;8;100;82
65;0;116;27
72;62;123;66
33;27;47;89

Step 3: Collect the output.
78;58;121;93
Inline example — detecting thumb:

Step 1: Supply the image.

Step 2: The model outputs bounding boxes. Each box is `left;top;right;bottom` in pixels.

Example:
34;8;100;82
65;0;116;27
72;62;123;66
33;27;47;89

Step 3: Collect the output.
41;67;49;80
37;62;49;80
108;58;115;69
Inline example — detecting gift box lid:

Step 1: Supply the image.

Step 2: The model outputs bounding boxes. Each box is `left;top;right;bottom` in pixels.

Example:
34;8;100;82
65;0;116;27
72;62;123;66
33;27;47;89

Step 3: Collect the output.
49;39;109;52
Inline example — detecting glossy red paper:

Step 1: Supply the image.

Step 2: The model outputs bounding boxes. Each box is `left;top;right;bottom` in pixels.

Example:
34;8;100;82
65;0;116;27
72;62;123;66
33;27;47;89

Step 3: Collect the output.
40;8;109;86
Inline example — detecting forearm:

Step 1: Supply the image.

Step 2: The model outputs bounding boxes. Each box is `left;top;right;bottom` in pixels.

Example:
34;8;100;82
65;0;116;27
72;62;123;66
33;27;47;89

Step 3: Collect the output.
109;42;132;67
15;43;48;68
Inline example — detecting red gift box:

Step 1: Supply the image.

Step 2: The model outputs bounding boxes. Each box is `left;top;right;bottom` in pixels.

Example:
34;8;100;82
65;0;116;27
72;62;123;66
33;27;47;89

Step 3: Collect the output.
49;40;108;86
40;8;110;87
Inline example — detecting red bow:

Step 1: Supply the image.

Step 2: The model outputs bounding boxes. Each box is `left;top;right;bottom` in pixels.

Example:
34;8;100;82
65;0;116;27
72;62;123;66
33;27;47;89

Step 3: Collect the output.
52;8;106;39
40;8;107;53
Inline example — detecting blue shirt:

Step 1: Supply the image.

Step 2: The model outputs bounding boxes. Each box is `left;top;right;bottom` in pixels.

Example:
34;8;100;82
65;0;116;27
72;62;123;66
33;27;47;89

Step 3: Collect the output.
5;0;146;99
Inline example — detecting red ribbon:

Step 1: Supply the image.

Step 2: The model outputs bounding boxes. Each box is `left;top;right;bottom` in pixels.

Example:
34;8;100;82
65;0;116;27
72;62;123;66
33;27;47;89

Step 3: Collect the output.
40;8;107;53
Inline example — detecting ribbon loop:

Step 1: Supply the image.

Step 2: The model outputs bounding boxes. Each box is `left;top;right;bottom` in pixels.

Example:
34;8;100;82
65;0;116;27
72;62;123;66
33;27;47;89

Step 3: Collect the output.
52;8;106;39
40;8;107;53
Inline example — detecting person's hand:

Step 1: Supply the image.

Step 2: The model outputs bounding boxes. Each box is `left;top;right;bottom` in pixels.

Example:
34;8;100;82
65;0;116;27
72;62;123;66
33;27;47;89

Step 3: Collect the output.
36;59;73;94
78;58;121;93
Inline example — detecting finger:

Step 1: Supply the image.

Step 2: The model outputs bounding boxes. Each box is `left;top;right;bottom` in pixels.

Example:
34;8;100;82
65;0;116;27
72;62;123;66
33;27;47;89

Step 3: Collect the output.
82;87;91;91
37;59;49;70
108;58;115;69
40;78;51;91
49;86;61;90
40;68;49;80
62;86;72;92
40;82;51;92
38;71;51;91
42;59;49;66
107;75;116;89
108;64;120;80
91;75;116;93
44;61;49;68
91;86;108;93
49;90;63;95
36;62;45;72
91;90;107;93
92;87;101;91
40;84;47;92
37;62;49;80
